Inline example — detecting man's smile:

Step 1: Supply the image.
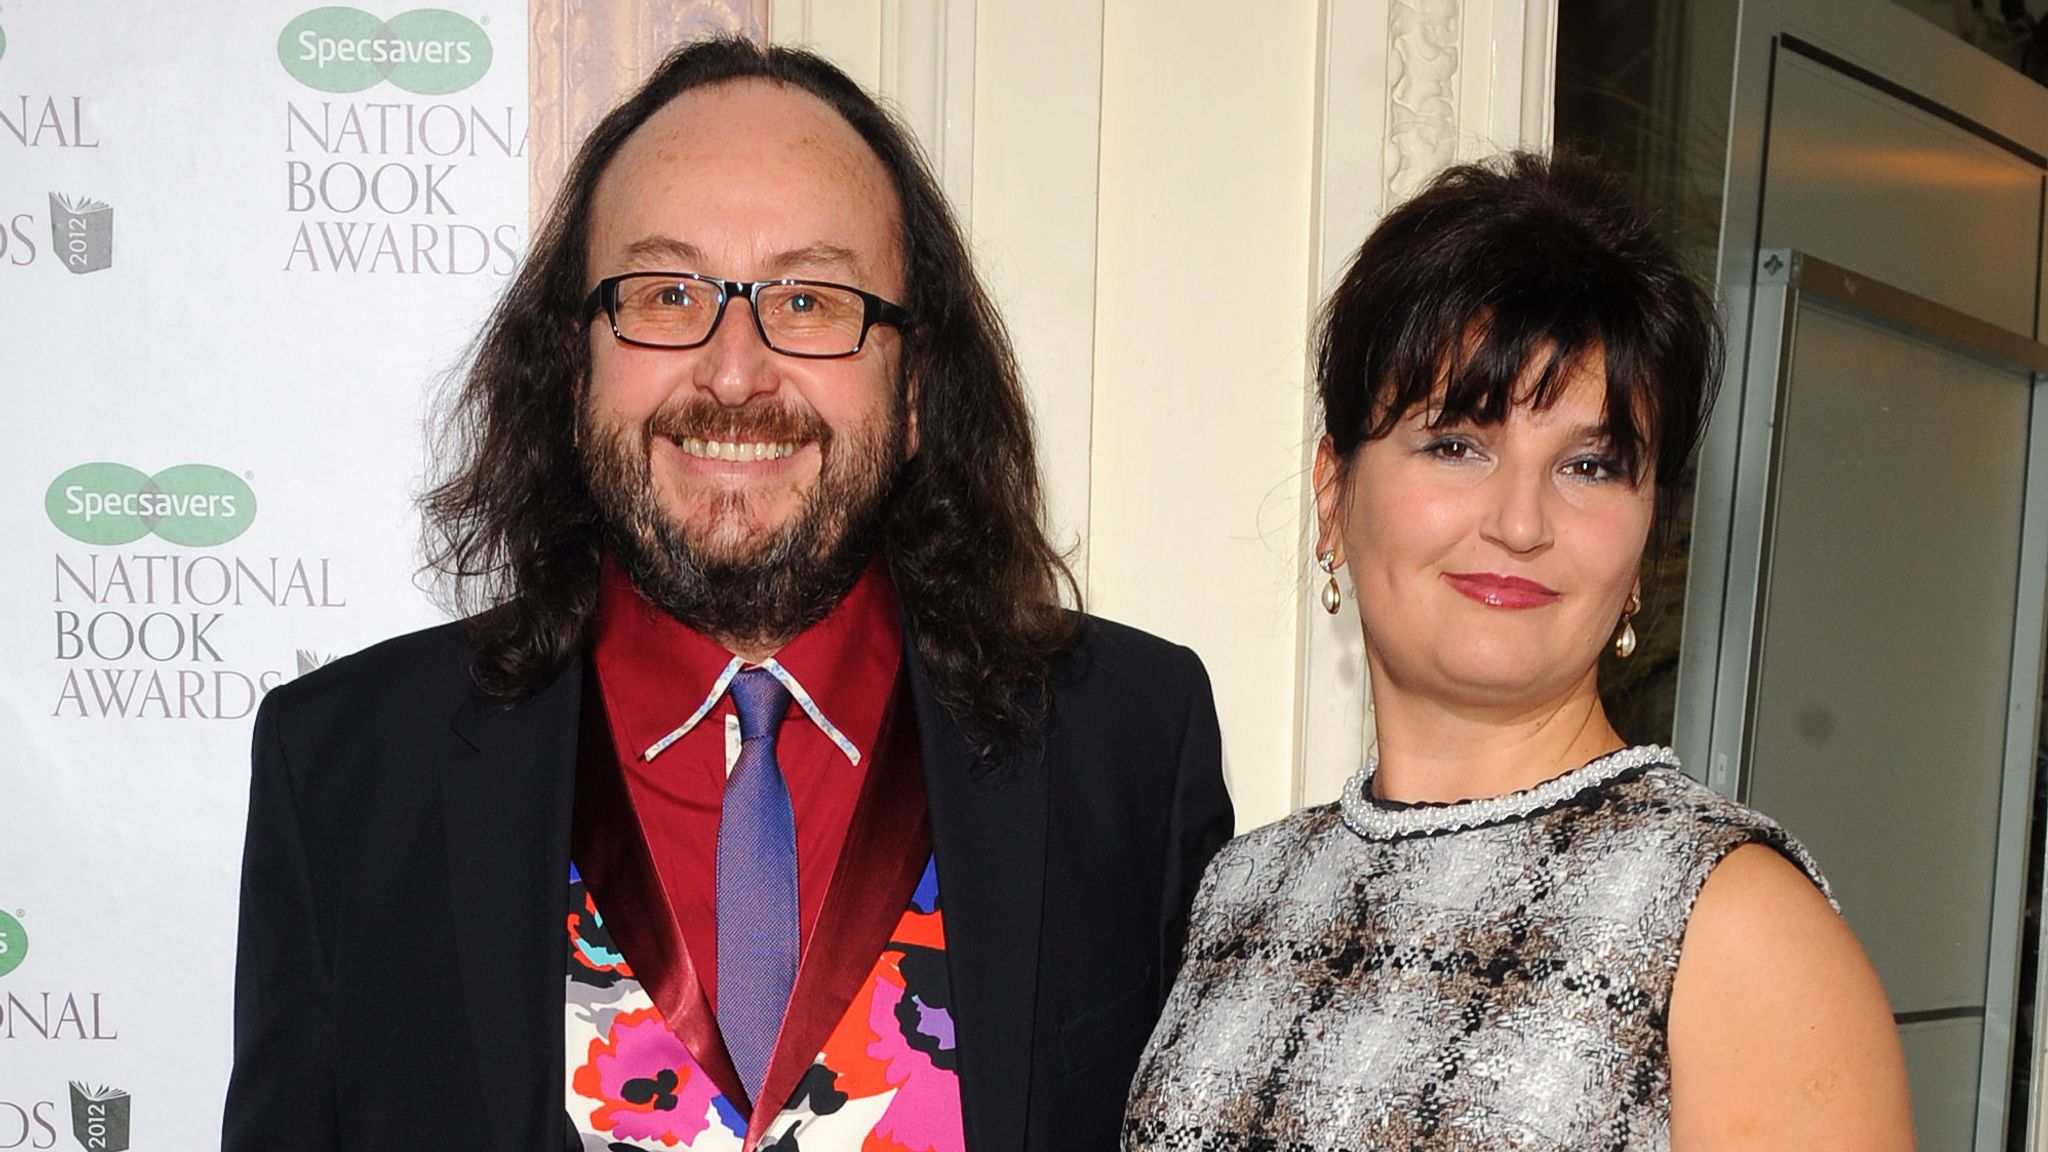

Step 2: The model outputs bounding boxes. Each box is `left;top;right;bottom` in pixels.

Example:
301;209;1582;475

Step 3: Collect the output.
670;435;802;462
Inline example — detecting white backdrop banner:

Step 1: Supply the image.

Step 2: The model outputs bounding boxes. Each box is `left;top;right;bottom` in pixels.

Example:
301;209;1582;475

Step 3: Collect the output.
0;2;529;1147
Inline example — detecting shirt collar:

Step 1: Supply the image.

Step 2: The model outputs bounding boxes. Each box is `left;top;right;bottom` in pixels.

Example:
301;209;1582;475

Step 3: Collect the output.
589;553;903;767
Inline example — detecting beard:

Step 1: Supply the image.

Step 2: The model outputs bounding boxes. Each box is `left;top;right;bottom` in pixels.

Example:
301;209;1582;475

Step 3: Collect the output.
579;387;907;652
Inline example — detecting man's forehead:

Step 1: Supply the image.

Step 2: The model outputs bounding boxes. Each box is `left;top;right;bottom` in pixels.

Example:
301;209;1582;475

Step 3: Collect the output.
586;78;903;285
617;235;873;277
645;80;874;159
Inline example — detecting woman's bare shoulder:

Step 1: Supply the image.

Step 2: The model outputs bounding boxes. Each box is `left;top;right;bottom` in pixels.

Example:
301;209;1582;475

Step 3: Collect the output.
1668;843;1914;1151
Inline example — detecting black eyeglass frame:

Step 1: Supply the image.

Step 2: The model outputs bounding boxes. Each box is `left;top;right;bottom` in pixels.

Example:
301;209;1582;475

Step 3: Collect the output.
582;272;911;359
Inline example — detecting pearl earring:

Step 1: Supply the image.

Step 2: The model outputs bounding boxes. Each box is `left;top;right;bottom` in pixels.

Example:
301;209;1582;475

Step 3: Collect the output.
1614;591;1641;659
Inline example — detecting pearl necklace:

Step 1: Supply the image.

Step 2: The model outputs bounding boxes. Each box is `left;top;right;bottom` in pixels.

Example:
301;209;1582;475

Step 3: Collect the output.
1339;745;1679;841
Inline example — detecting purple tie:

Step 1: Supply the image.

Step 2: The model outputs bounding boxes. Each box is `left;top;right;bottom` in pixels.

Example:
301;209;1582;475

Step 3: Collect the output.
716;667;799;1105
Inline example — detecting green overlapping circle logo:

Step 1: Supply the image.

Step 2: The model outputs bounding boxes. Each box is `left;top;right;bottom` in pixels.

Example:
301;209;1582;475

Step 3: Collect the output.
279;7;492;95
45;462;258;546
0;910;26;979
0;23;10;64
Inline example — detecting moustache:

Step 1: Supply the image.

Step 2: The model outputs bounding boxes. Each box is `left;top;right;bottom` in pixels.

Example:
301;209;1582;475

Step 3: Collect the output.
647;396;833;448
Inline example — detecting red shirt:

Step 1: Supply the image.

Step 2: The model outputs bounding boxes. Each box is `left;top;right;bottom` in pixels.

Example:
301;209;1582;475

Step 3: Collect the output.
588;555;903;1010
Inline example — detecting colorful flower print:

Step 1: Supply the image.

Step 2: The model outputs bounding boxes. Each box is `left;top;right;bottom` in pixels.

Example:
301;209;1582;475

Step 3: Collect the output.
569;872;632;988
573;1005;741;1145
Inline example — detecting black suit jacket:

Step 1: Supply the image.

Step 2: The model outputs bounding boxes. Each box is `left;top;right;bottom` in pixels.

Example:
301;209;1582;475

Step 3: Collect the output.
222;613;1232;1152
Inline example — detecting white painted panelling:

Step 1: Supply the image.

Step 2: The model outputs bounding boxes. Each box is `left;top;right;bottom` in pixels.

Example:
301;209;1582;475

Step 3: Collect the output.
1090;1;1322;830
777;1;1559;828
966;0;1105;577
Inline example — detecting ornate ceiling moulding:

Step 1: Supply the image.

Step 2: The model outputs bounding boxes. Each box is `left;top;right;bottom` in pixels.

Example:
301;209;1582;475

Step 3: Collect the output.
1385;0;1460;206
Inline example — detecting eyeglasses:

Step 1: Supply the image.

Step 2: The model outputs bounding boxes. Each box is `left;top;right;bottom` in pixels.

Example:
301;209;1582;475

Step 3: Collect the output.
583;272;910;359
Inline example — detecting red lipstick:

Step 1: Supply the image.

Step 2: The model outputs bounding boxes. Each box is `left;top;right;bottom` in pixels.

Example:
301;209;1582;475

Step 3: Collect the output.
1441;572;1561;609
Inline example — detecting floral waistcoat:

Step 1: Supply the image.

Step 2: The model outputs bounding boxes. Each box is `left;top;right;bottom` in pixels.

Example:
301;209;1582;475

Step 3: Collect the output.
565;856;963;1151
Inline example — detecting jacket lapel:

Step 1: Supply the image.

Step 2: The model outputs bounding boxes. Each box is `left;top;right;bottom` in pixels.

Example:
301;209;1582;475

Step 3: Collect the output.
444;658;582;1152
746;668;931;1148
570;693;747;1106
448;628;1035;1148
906;637;1047;1152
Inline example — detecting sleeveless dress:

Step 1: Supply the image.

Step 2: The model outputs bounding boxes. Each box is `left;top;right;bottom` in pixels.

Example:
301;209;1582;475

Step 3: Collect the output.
1122;746;1830;1151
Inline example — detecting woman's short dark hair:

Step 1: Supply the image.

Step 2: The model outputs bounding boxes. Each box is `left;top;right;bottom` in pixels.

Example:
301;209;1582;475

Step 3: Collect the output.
423;37;1076;759
1315;151;1722;528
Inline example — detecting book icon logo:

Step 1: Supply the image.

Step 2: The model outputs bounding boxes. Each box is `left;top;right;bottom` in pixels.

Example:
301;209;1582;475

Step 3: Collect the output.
295;649;337;677
48;194;112;275
67;1083;129;1152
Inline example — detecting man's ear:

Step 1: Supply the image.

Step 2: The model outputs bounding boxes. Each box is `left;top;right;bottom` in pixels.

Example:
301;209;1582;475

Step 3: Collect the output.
1311;435;1345;565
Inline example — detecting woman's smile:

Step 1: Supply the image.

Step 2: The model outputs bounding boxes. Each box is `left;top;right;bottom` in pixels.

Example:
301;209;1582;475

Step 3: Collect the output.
1440;570;1561;609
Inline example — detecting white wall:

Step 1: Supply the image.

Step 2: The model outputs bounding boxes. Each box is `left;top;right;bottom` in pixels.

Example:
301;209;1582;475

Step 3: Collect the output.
1088;3;1322;829
774;0;1555;830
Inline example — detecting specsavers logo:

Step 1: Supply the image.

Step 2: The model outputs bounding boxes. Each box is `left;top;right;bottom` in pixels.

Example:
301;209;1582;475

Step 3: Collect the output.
45;464;257;547
0;910;24;980
279;8;491;95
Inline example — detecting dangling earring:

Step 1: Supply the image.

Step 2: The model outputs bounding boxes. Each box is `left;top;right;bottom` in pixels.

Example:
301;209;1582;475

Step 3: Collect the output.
1318;551;1342;615
1613;591;1641;658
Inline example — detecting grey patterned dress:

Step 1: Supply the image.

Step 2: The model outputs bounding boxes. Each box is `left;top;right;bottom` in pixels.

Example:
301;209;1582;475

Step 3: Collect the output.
1123;746;1830;1151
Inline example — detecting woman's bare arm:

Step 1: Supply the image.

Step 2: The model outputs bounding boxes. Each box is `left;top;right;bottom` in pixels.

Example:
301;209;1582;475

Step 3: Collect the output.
1668;843;1914;1151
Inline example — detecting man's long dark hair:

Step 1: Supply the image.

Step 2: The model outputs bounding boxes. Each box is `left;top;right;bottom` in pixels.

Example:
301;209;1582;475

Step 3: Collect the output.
422;37;1078;758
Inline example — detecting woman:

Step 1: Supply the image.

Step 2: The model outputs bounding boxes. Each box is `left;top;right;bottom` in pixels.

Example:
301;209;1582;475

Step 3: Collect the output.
1124;153;1912;1150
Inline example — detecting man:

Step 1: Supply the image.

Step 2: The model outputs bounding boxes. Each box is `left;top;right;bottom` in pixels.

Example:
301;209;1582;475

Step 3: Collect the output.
222;37;1232;1152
